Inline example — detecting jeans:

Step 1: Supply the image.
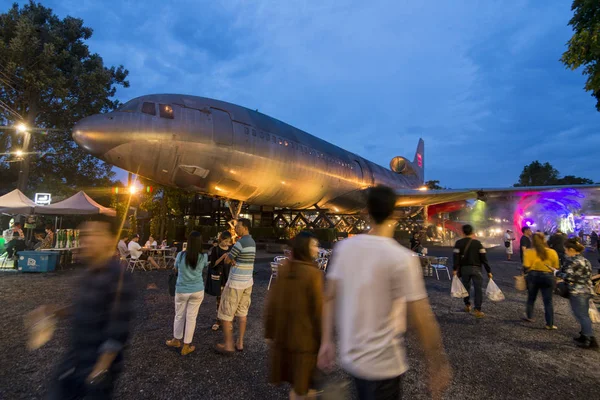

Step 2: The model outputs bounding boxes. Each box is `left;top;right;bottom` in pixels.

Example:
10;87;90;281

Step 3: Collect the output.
570;294;594;337
173;291;204;344
526;271;554;326
461;265;483;311
353;375;403;400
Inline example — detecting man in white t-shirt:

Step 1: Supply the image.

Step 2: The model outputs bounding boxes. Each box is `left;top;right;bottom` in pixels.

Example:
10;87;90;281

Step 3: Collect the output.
318;186;451;400
128;234;160;269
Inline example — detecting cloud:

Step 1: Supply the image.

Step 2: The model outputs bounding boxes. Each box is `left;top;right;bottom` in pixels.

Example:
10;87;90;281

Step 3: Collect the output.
35;0;600;187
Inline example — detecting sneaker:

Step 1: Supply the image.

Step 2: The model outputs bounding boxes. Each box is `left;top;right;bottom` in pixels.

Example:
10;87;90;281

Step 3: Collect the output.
464;305;472;313
474;310;485;319
576;336;599;350
574;333;586;343
545;325;558;330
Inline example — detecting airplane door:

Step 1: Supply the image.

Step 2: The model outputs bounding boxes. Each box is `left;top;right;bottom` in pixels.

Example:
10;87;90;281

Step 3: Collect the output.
211;108;233;146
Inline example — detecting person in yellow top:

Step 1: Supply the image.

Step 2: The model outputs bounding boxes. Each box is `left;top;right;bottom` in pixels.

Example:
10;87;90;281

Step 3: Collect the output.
522;233;560;329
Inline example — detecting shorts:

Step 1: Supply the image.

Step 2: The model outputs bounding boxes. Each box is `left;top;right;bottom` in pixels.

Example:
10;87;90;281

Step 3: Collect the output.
138;253;149;261
217;285;252;322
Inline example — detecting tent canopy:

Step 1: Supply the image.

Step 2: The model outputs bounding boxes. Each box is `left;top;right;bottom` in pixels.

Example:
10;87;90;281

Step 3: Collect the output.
0;189;36;214
35;191;116;216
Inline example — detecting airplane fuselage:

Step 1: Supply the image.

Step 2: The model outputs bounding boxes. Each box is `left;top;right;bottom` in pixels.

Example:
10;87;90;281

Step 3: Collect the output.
73;94;424;213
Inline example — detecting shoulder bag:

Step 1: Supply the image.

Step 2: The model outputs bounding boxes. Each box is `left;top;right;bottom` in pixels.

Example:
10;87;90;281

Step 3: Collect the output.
205;252;228;297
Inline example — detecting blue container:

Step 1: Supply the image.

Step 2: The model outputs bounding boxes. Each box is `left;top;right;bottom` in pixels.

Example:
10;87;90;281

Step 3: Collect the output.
18;251;60;272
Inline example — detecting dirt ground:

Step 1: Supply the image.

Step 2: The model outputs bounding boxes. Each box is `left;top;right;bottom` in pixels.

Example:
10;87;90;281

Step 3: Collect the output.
1;247;599;399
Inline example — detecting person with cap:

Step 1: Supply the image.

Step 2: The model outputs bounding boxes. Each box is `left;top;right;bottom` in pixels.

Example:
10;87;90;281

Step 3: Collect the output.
504;229;515;261
128;234;160;269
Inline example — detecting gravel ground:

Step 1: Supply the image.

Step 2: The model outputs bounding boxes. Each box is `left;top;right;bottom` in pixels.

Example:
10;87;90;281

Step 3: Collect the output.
1;247;600;399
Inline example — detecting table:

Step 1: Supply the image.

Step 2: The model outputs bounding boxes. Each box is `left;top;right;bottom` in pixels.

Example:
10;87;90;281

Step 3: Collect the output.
145;248;171;268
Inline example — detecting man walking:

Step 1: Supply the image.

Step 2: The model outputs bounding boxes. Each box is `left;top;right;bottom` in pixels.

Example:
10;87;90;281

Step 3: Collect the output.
35;221;135;399
318;186;451;400
453;224;492;318
216;218;256;354
520;227;533;264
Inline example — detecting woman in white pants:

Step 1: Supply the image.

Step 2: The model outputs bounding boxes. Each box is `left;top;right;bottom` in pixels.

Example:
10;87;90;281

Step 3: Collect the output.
166;231;208;355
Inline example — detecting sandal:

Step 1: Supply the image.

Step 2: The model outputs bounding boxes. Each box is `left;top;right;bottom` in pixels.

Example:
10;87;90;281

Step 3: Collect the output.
181;344;196;356
166;339;182;348
212;323;220;331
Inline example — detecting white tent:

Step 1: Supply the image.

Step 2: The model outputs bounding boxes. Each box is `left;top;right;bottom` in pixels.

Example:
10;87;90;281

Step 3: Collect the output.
35;191;116;217
0;189;36;214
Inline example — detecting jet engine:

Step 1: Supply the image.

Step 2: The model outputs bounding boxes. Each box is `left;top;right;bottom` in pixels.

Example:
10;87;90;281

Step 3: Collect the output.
389;156;417;175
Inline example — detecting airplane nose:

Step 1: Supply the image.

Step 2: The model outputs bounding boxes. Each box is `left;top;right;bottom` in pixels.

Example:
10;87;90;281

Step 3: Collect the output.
73;114;122;157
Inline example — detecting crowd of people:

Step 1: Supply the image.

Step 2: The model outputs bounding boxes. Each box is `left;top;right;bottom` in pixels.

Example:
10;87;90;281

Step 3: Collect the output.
23;184;600;400
455;223;598;350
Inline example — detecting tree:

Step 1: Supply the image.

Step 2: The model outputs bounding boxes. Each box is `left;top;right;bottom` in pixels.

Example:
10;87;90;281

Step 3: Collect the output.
515;161;559;187
561;0;600;111
515;161;594;186
425;180;444;190
0;1;129;196
555;175;594;185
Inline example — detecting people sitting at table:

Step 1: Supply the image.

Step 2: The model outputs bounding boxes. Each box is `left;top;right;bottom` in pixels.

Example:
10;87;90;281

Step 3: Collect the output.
118;233;130;259
145;236;158;249
5;222;26;259
128;234;160;269
160;239;168;249
40;226;55;249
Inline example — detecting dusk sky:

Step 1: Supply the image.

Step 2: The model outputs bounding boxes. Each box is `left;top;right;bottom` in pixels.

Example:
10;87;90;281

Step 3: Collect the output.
13;0;600;188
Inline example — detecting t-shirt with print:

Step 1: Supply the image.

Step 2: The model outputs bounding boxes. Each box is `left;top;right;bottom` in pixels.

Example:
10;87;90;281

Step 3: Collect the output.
326;234;428;380
226;235;256;290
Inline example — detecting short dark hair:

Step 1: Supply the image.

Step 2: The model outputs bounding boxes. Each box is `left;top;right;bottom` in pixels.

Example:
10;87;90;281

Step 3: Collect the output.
367;186;397;224
522;226;531;234
238;218;251;230
565;238;585;253
462;224;473;236
291;231;317;263
14;222;22;227
45;225;53;231
219;230;232;241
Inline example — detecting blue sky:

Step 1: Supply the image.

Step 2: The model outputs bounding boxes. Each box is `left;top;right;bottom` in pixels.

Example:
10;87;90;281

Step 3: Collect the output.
11;0;600;188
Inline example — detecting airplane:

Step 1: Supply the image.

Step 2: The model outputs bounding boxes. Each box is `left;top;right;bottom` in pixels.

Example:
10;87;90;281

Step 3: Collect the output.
72;94;600;216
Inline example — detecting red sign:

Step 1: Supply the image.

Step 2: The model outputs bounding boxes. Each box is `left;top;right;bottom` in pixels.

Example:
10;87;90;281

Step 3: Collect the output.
417;153;423;167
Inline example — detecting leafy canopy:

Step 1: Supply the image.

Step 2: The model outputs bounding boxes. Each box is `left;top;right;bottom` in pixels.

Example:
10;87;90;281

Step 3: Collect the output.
561;0;600;111
514;160;594;187
0;1;129;197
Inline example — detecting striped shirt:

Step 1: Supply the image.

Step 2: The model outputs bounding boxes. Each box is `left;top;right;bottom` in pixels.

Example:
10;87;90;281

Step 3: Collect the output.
227;235;256;289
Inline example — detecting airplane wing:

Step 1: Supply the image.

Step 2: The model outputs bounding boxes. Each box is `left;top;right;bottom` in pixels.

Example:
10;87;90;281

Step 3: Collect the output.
394;185;600;207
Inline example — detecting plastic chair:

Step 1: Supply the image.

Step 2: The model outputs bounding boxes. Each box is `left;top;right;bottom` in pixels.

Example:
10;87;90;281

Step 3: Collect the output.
268;262;280;290
431;257;450;280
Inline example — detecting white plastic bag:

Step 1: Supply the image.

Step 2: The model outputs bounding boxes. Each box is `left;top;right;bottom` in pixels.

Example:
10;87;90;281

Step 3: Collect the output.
589;300;600;324
486;279;505;302
451;275;469;298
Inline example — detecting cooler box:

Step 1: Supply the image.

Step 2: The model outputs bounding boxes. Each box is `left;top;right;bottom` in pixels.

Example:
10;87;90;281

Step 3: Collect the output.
18;251;60;272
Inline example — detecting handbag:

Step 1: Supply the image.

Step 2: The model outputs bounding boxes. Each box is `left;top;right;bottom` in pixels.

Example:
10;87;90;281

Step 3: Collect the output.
205;252;228;297
514;274;526;291
555;280;570;299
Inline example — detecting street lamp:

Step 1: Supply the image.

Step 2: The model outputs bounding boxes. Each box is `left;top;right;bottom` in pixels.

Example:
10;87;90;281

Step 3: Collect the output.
16;123;28;133
128;185;138;195
15;150;23;157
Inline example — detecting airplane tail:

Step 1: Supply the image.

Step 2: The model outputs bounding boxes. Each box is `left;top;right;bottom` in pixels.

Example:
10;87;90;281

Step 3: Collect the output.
412;138;425;184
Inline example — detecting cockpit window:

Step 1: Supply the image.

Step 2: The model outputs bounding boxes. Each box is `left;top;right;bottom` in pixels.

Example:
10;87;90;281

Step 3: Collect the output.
142;102;156;116
118;99;141;113
159;104;174;119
